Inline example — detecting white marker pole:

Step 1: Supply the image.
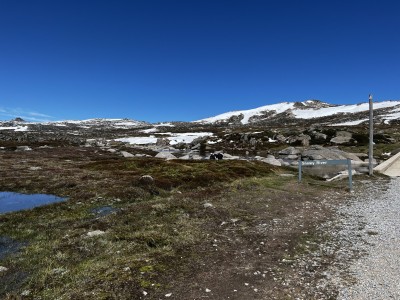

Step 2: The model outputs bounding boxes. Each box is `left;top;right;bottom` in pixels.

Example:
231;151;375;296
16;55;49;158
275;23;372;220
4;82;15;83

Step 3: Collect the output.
369;94;373;175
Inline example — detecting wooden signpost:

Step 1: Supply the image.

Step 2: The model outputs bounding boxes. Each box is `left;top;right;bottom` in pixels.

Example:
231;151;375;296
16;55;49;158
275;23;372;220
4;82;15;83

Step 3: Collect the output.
298;159;353;191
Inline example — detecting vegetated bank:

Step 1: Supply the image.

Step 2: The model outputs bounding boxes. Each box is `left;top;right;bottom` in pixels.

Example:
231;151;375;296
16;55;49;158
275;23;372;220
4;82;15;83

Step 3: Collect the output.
0;145;351;299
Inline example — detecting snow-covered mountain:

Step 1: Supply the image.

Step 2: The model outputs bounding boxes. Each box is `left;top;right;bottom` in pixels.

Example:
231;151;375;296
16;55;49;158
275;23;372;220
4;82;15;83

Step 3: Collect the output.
2;100;400;133
195;100;400;125
0;118;149;132
42;118;148;128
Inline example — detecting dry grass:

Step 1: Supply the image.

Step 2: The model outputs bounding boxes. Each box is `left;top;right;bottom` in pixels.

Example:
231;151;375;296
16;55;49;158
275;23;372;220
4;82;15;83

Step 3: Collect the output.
0;146;348;299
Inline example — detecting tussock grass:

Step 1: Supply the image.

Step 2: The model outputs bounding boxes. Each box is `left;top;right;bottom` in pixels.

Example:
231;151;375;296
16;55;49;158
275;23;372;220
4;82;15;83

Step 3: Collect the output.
0;146;347;299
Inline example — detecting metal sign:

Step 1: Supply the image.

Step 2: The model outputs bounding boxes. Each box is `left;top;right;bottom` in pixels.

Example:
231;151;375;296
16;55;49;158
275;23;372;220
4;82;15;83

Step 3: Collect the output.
298;159;353;191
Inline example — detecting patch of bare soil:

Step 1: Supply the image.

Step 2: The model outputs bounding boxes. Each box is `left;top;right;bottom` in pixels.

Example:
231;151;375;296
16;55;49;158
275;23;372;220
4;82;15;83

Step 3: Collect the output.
151;182;344;300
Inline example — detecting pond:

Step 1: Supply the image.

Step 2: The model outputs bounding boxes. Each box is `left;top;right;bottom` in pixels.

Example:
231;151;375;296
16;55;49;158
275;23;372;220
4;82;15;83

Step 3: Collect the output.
0;192;67;214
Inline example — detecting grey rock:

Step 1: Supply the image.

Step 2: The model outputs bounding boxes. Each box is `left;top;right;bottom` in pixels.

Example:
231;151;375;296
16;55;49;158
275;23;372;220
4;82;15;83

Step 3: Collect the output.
297;134;311;146
260;156;282;166
191;143;201;150
16;146;32;151
302;147;363;161
222;153;240;160
156;138;170;146
179;154;203;160
287;154;299;160
311;131;328;140
331;131;353;144
203;203;214;208
121;151;135;158
86;230;106;237
279;147;302;155
249;137;257;146
139;175;154;184
0;266;8;272
155;152;177;160
275;134;286;142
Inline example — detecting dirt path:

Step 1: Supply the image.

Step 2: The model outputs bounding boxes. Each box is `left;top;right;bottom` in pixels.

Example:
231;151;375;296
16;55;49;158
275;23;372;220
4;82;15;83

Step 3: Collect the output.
326;178;400;299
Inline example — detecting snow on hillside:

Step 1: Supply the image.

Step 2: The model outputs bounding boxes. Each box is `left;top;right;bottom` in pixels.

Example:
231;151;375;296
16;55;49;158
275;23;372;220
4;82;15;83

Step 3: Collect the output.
196;100;400;124
196;102;296;124
39;118;148;128
0;126;29;131
116;132;213;145
293;101;400;119
329;119;369;126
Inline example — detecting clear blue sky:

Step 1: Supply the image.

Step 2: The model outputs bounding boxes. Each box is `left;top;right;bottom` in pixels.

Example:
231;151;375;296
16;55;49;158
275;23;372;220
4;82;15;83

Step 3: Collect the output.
1;0;399;122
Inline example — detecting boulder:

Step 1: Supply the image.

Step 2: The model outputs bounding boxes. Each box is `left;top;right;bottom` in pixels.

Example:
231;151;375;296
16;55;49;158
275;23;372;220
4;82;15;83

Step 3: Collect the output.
179;154;203;160
279;147;301;156
121;151;135;158
274;134;286;143
279;160;291;166
330;131;353;144
259;155;281;166
155;152;177;160
156;138;170;146
191;136;208;145
139;175;154;185
310;131;328;141
302;147;362;161
297;134;311;146
222;153;240;160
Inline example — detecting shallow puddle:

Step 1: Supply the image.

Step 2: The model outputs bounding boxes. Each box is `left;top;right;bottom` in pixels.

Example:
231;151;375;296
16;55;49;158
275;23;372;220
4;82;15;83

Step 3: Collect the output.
0;192;66;214
91;206;117;217
0;236;26;260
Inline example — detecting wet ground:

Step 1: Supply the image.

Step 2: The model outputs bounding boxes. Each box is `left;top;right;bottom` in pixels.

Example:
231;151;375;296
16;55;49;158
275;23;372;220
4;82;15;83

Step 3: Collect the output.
0;192;66;214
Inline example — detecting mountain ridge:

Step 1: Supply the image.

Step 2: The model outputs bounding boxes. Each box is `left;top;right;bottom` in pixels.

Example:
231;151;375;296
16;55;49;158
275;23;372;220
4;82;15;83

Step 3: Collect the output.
1;99;400;129
195;99;400;125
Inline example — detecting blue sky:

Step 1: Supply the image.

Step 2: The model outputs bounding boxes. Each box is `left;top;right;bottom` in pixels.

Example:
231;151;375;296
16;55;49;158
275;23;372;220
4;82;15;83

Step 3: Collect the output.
1;0;399;122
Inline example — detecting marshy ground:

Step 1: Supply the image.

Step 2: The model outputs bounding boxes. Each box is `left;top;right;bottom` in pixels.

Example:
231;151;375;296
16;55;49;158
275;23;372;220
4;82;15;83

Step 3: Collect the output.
0;145;354;299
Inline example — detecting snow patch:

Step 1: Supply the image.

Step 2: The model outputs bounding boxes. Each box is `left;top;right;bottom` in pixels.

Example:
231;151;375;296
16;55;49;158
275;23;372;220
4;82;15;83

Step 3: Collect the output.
293;101;400;119
0;126;29;131
329;119;369;126
116;136;158;145
140;128;158;133
115;132;213;145
382;111;400;123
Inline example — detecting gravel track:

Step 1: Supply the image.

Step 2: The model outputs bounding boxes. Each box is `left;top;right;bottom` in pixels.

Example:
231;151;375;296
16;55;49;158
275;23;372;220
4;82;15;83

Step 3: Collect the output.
332;177;400;299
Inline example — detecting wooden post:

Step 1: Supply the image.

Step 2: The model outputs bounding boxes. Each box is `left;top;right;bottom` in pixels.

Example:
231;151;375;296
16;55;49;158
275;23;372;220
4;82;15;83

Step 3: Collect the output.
369;94;373;175
298;160;302;182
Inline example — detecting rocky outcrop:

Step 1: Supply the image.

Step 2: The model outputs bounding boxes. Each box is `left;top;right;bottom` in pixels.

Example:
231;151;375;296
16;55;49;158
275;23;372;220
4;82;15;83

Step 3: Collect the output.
302;146;362;162
330;131;354;144
278;146;363;162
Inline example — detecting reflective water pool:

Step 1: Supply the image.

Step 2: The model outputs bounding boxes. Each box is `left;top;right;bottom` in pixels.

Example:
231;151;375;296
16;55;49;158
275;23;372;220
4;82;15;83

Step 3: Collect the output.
0;192;66;214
